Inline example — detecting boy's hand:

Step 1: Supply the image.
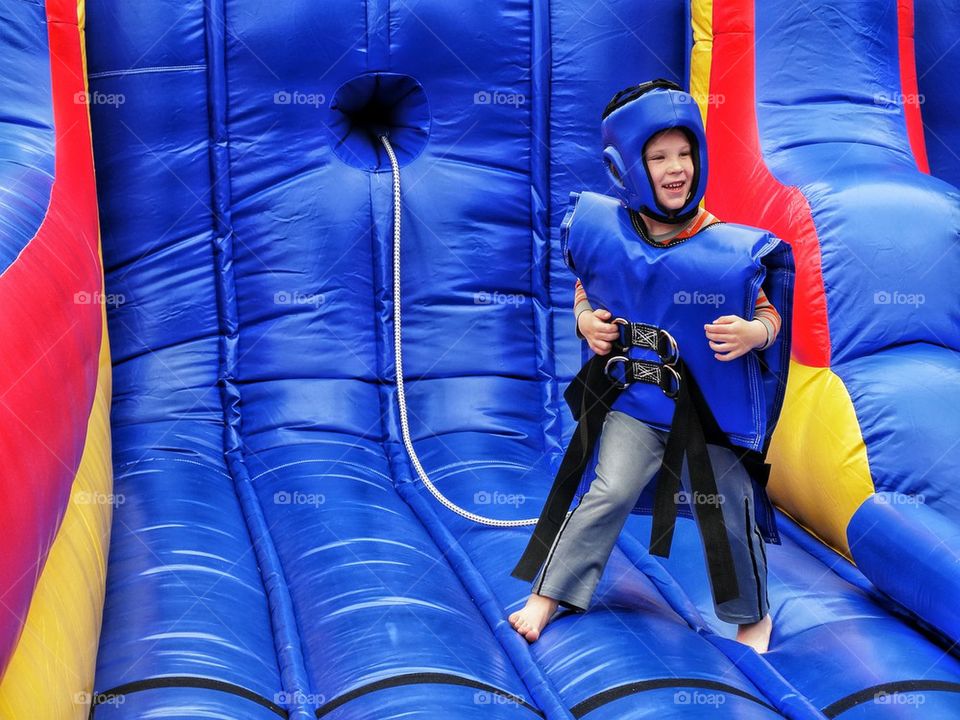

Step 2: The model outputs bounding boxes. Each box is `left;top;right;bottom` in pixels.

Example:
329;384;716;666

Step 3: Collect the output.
578;308;620;356
704;315;767;361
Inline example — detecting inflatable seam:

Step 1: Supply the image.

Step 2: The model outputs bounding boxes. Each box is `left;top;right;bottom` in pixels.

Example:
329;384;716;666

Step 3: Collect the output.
392;479;574;719
87;64;206;79
203;0;313;716
531;0;558;462
614;528;826;719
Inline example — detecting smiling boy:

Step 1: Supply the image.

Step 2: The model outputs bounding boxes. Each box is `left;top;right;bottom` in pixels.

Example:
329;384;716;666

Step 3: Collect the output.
510;80;794;654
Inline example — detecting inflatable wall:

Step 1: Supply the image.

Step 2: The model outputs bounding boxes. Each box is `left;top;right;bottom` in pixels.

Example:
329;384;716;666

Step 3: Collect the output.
0;0;112;717
1;0;959;718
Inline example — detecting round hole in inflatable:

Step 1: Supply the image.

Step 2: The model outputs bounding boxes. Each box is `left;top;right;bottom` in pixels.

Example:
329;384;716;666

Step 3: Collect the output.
328;72;430;171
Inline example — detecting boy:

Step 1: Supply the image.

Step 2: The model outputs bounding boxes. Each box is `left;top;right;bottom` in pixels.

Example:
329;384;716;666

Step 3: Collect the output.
509;80;793;654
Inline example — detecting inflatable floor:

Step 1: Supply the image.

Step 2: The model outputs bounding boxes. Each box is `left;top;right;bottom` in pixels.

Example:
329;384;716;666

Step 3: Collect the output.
1;0;959;718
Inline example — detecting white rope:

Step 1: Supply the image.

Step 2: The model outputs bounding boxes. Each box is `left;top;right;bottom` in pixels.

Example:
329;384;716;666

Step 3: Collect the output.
381;134;556;527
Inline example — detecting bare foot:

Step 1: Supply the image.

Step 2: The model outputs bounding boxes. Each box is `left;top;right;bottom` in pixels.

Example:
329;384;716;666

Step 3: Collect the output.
736;613;772;653
508;593;559;643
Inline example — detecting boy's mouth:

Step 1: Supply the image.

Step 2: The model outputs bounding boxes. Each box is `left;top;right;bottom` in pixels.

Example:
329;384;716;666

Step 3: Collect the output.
662;180;686;193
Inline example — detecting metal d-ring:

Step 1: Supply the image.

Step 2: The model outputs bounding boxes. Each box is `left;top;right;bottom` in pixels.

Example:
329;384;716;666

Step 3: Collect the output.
657;328;679;366
610;316;629;350
659;363;681;399
603;355;630;389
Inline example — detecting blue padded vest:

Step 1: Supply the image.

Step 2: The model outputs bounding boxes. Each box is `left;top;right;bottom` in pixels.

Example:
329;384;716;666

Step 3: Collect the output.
561;191;794;453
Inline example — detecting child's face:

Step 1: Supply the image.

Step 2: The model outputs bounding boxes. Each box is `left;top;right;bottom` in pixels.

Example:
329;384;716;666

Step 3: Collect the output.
643;129;694;212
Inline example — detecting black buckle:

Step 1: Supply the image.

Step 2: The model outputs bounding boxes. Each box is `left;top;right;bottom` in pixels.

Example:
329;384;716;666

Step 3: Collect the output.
611;317;679;365
603;356;681;399
605;317;681;398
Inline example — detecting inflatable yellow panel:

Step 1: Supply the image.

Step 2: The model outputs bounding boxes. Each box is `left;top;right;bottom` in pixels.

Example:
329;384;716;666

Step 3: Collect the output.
766;361;874;559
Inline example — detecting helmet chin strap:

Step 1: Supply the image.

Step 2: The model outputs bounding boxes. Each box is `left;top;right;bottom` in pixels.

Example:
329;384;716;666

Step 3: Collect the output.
652;187;696;224
641;202;699;227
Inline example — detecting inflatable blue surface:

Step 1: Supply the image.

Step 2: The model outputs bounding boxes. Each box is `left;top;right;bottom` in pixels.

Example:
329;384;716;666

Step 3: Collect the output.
73;0;960;718
0;0;53;271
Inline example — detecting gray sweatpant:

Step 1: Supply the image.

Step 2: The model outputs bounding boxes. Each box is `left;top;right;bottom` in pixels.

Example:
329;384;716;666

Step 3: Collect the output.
532;410;769;624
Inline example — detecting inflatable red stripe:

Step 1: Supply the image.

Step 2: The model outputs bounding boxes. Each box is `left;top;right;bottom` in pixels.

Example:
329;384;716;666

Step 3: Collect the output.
898;0;930;173
702;0;831;367
0;0;102;673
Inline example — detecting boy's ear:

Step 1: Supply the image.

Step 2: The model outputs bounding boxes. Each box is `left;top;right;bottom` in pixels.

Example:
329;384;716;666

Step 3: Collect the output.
602;146;628;192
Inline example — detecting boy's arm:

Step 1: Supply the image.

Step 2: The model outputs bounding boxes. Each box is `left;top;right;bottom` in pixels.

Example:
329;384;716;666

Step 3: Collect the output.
704;287;782;361
574;278;593;339
577;282;780;351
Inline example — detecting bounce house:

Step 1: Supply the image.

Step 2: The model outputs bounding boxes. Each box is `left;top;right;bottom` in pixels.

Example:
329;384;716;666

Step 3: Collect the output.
2;0;960;717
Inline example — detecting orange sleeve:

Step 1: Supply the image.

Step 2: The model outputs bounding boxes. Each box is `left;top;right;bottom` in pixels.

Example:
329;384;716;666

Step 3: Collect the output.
574;278;588;307
754;287;782;348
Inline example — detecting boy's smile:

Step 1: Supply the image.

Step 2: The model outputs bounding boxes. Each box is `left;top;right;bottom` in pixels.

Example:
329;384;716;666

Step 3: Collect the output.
643;128;694;212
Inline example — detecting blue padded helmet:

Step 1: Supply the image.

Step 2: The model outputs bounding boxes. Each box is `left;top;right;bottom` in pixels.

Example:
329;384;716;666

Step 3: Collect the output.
600;79;708;224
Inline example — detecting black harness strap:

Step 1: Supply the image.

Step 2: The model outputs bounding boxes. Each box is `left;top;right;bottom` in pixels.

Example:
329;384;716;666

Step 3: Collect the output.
606;356;680;397
514;318;769;607
649;357;739;604
510;353;624;582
